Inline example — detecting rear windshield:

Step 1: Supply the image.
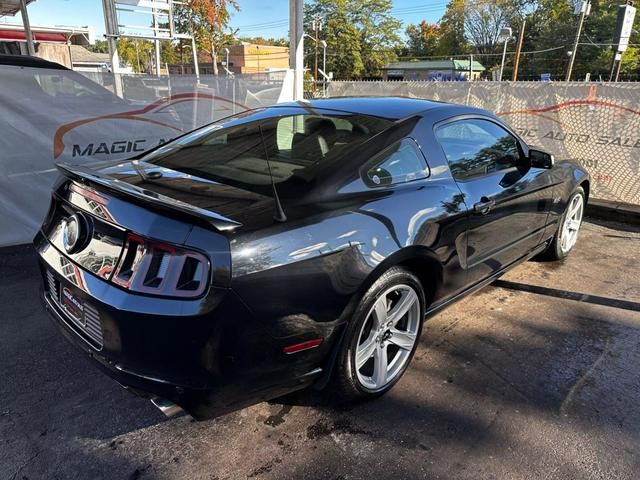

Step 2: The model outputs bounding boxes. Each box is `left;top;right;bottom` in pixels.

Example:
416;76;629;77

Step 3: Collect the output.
142;110;393;197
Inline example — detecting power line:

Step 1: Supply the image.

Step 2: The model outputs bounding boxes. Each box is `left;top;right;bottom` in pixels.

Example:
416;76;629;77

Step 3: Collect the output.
235;19;289;29
233;1;452;31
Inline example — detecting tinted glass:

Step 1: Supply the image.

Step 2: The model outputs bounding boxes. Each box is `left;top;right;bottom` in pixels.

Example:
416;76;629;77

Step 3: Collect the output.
363;138;429;187
144;112;393;197
435;119;521;181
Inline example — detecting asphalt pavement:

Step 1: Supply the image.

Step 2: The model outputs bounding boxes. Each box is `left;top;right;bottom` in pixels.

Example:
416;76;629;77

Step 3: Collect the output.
1;218;639;480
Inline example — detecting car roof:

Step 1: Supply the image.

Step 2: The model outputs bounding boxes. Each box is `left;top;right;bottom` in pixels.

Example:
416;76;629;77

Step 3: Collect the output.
275;96;449;120
0;54;69;70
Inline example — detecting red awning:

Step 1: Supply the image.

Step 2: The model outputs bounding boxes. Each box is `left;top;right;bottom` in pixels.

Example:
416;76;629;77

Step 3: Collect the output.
0;29;67;43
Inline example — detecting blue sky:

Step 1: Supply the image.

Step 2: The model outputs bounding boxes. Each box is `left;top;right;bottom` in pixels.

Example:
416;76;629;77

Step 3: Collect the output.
0;0;447;39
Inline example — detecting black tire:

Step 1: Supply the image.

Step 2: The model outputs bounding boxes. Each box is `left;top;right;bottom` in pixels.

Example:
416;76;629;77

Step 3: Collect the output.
330;267;425;402
539;187;585;261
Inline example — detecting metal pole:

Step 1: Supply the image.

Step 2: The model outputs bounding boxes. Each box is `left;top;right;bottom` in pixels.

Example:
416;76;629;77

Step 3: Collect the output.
323;43;327;95
314;19;319;82
102;0;123;97
154;42;161;75
191;36;200;82
19;0;35;56
153;5;161;77
469;54;472;80
499;40;508;81
289;0;304;101
609;54;618;82
566;4;588;81
512;20;526;81
614;54;623;82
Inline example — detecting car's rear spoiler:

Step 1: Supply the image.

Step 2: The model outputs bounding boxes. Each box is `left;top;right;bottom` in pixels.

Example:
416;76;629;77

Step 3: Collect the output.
56;162;242;232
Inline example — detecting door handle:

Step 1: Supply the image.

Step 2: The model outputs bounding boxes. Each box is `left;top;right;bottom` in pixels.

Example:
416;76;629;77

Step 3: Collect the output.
473;197;496;215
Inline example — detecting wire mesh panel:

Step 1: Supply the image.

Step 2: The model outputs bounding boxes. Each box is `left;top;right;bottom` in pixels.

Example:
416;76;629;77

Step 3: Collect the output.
328;81;640;206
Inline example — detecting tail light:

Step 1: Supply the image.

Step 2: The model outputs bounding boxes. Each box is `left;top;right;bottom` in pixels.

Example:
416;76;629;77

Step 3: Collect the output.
113;234;210;298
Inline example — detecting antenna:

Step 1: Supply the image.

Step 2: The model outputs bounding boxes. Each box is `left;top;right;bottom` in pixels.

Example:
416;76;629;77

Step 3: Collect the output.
258;125;288;223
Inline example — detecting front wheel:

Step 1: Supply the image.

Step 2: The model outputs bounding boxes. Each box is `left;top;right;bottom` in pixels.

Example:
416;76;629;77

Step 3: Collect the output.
541;187;585;261
330;267;425;401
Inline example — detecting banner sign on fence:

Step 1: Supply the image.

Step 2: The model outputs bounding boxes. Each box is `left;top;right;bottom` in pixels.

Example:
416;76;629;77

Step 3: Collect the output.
0;65;291;246
328;81;640;208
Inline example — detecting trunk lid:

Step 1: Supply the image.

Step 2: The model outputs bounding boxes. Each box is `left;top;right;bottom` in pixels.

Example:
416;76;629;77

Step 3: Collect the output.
42;160;269;284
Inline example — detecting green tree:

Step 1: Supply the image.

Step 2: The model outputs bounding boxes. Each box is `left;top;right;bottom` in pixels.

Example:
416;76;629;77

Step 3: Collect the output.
305;0;400;79
305;0;365;79
116;38;154;73
578;1;640;79
463;0;525;55
436;0;468;56
515;0;639;80
351;0;402;77
173;0;240;74
87;39;109;54
405;21;441;57
515;0;575;79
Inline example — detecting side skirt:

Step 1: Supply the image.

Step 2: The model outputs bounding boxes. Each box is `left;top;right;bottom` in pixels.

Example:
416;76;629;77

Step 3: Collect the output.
425;241;550;320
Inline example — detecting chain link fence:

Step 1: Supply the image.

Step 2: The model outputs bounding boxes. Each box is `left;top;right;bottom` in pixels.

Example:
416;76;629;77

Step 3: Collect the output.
328;80;640;206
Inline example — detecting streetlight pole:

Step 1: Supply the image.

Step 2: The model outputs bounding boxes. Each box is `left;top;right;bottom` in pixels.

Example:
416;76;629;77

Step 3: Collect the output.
566;1;591;81
312;17;322;83
498;27;512;81
499;41;508;80
321;40;327;95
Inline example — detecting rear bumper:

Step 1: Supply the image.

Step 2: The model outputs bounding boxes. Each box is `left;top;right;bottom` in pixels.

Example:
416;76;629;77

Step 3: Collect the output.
35;232;326;419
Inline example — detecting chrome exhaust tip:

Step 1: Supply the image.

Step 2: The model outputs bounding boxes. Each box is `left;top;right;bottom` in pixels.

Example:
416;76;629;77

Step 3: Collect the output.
150;397;183;417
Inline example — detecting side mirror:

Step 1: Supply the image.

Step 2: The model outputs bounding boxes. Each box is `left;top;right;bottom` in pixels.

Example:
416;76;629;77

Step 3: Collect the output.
529;148;555;169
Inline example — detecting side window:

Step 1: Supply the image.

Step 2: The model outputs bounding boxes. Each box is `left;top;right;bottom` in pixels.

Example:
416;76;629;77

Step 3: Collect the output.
363;138;429;187
435;119;522;181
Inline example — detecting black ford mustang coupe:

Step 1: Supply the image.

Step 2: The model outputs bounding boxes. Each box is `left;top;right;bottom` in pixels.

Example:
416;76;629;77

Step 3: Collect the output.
35;97;589;419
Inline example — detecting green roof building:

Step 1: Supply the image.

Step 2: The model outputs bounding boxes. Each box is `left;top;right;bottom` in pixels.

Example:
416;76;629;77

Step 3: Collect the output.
383;59;486;81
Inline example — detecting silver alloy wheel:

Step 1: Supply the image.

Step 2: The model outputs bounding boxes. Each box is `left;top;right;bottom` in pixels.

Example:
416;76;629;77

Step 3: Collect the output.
560;193;584;254
354;284;421;391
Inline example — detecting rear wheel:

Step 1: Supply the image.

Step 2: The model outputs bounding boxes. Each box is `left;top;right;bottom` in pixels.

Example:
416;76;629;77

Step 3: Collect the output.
331;267;425;400
541;187;585;260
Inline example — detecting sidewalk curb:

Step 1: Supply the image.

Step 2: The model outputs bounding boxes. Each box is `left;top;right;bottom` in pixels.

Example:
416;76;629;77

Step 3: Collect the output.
586;199;640;226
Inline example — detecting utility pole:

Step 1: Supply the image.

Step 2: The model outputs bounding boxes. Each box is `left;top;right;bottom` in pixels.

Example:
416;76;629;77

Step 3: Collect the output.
312;17;322;82
566;1;591;82
512;20;526;81
289;0;304;100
